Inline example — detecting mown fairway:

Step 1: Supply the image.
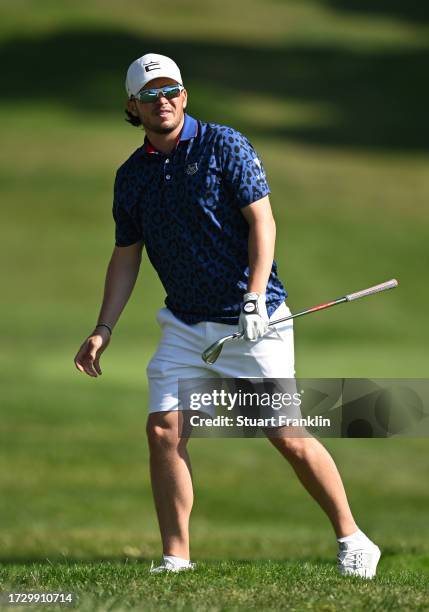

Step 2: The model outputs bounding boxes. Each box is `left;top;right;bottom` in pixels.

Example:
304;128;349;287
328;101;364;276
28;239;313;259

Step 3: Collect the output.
0;1;428;610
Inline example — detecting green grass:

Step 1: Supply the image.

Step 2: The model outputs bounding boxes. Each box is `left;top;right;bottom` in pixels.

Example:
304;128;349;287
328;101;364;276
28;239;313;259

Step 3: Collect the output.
1;561;428;611
1;376;428;608
1;0;428;609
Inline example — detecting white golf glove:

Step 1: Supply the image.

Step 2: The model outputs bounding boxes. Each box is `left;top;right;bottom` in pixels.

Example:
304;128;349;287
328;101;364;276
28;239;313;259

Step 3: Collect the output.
238;292;269;341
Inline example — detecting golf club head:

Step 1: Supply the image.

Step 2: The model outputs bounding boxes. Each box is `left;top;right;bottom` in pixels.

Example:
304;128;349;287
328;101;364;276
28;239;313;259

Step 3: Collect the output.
202;331;243;364
201;339;224;364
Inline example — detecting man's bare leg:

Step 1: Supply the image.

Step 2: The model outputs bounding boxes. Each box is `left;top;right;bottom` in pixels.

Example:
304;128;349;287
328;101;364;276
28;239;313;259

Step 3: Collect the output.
146;411;193;559
267;430;357;538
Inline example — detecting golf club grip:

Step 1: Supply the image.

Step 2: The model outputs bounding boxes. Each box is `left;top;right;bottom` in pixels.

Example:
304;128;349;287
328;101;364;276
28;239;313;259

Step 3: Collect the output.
345;279;398;302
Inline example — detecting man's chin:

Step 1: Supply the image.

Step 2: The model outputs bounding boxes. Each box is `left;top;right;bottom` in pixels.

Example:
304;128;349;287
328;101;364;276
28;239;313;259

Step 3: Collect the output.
147;118;179;135
153;124;177;134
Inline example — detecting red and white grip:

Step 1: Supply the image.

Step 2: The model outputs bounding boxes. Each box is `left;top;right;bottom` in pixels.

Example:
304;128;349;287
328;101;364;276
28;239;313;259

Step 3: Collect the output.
346;279;398;302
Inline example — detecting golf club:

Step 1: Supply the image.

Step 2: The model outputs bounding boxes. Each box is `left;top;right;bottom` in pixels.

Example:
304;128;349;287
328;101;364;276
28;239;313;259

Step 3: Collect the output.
201;279;399;364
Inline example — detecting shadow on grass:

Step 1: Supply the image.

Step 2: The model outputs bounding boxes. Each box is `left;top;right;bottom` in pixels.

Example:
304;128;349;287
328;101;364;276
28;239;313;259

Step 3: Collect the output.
317;0;429;24
0;29;428;151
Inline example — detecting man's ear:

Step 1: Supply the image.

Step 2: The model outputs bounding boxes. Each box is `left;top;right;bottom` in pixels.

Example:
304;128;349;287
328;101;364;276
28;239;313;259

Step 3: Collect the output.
182;89;188;110
127;99;139;117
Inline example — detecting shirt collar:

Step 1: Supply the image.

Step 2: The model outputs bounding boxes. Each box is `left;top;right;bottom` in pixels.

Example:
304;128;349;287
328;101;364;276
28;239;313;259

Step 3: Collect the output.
179;113;198;141
144;139;161;154
143;113;198;154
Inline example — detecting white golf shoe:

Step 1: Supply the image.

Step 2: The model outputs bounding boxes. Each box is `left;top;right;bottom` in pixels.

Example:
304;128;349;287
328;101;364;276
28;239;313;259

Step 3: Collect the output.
337;535;381;579
149;559;195;574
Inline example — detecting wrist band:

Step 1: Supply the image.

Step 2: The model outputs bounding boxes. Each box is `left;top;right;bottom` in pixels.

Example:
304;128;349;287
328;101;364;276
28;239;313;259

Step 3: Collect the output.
95;323;112;335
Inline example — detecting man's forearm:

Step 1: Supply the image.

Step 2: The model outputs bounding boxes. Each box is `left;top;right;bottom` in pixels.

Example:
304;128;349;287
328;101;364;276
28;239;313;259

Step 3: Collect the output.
247;218;276;294
95;245;143;331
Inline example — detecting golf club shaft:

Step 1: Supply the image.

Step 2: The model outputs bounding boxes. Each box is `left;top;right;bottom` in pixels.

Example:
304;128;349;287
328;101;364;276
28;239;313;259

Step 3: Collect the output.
202;279;398;363
235;279;398;338
267;296;347;328
224;298;346;342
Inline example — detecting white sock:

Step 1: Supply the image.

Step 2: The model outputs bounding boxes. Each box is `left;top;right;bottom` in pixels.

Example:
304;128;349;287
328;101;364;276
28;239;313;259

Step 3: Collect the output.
337;528;368;543
163;554;191;568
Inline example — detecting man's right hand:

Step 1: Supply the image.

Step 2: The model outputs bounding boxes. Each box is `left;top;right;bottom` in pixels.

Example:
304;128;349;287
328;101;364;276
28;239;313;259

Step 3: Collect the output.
74;328;111;377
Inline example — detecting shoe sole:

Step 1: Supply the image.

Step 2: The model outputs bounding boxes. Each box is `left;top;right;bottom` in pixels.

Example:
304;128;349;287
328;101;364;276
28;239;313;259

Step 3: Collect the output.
150;564;195;574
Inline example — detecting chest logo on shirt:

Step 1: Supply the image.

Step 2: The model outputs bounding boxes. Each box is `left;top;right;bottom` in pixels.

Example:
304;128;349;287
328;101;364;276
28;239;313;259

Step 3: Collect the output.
185;162;199;176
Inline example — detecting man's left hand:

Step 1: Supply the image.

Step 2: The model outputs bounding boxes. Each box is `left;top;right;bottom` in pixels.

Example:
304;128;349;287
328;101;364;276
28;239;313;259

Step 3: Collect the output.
238;292;269;341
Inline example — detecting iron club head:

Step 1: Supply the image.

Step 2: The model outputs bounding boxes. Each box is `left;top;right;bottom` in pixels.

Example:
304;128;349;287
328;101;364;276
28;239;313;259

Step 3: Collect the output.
201;339;224;364
201;331;242;364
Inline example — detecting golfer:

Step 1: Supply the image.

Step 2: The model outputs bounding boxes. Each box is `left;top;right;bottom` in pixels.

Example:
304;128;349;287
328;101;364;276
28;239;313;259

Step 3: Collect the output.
74;53;381;577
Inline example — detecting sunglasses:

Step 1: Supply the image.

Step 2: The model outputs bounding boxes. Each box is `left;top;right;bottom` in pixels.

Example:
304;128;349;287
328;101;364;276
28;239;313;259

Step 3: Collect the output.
133;84;184;103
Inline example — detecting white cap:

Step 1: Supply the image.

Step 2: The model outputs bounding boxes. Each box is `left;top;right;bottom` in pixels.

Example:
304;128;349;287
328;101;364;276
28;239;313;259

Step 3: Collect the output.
125;53;183;98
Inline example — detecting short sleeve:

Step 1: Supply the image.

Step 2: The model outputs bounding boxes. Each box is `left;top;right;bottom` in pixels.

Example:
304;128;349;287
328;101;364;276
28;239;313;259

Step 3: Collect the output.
220;129;270;208
112;171;144;247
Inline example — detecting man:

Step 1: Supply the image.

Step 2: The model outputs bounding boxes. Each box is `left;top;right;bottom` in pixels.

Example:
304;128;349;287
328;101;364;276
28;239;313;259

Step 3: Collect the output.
74;53;381;577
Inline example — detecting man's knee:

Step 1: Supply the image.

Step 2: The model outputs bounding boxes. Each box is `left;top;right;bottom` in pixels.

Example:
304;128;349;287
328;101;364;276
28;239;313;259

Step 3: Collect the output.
146;412;186;453
268;430;316;461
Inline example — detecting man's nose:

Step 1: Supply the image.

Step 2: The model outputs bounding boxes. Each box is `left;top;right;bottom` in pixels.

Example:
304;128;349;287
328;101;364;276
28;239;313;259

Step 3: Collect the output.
155;92;169;103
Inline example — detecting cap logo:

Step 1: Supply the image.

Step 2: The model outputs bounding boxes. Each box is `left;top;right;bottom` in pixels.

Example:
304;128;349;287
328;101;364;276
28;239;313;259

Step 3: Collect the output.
144;61;161;73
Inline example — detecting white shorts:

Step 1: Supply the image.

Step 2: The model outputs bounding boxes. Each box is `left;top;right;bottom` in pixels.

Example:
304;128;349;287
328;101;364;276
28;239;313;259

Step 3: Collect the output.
146;302;295;414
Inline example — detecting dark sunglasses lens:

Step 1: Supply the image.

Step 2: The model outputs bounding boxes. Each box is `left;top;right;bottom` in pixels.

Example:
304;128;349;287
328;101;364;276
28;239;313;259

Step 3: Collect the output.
164;86;181;99
139;91;157;102
137;86;181;103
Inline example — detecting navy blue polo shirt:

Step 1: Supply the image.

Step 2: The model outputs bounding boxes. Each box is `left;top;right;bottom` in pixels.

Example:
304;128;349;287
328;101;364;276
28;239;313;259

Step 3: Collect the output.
112;113;287;324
